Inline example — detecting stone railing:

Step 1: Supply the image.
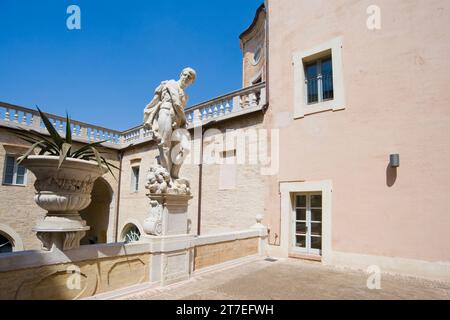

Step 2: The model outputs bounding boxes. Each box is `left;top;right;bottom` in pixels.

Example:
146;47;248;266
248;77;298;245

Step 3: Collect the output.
0;82;266;149
121;82;266;146
185;81;266;125
0;225;267;300
0;102;123;149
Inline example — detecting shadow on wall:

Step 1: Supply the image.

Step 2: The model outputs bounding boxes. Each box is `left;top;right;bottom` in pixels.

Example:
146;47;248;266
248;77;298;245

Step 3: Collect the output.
386;165;397;187
80;177;113;245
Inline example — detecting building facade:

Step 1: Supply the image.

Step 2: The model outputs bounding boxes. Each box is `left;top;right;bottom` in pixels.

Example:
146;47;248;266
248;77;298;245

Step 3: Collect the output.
264;0;450;280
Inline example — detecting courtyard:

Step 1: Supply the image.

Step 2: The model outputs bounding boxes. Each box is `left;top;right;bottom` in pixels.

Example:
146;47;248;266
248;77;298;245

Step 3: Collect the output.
119;258;450;300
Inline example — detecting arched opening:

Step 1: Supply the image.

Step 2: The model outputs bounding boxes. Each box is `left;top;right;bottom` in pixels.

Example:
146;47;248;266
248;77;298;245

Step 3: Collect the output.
0;224;24;253
80;177;113;245
121;223;141;244
0;233;13;254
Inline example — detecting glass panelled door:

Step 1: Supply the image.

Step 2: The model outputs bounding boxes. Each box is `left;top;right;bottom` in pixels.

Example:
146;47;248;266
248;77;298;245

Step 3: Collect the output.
293;193;322;255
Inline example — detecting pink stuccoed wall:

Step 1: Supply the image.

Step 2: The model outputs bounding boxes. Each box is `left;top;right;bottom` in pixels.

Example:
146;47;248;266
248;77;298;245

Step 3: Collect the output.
265;0;450;262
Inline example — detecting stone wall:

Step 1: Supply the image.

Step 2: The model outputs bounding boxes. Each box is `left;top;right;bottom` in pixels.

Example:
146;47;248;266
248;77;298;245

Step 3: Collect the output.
0;228;266;300
194;237;259;270
0;243;150;300
0;128;47;251
118;112;268;237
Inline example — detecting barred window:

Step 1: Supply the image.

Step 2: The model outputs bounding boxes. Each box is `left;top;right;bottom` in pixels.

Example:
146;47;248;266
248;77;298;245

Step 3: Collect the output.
305;56;334;105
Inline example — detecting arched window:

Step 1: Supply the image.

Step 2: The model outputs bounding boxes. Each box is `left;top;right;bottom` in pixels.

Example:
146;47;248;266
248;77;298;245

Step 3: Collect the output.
121;224;141;244
0;234;13;254
0;225;23;253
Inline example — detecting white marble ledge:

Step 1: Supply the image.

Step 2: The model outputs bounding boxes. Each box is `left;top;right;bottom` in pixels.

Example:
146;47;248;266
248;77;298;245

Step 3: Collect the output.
194;229;263;247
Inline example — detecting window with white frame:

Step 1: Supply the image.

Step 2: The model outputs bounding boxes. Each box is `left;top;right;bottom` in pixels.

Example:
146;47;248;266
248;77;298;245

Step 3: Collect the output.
293;37;345;119
131;166;140;192
3;155;27;186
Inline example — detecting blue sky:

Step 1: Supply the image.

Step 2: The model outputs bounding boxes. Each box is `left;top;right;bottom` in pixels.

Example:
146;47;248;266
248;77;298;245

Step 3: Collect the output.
0;0;263;130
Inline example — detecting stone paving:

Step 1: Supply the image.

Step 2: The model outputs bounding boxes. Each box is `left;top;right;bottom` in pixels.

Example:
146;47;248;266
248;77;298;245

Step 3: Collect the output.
120;258;450;300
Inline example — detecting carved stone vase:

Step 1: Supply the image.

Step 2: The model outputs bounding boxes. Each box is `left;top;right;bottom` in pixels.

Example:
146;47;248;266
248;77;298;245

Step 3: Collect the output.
21;156;108;251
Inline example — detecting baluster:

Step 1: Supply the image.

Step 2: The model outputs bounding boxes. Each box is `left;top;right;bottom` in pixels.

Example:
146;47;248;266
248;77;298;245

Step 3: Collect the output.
22;113;27;125
248;92;258;108
219;101;225;115
59;121;64;133
241;95;250;109
72;125;77;137
13;110;19;123
96;130;101;141
4;108;10;121
208;106;213;118
225;100;232;114
79;127;86;139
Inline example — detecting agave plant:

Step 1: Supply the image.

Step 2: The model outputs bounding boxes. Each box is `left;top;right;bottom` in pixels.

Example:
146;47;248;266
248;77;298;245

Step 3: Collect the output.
15;107;119;178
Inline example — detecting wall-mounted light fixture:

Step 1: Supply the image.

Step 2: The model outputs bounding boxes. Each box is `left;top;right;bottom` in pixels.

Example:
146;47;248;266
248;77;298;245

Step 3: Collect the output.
390;154;400;168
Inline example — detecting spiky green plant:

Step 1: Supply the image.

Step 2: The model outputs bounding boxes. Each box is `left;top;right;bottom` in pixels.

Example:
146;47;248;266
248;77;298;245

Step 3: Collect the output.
15;107;119;178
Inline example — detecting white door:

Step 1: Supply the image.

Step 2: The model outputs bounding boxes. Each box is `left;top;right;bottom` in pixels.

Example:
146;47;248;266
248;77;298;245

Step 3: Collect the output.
292;193;323;255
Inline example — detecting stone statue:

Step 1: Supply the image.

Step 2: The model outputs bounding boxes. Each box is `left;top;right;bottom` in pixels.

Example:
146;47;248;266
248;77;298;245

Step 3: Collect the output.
144;67;196;180
142;69;196;240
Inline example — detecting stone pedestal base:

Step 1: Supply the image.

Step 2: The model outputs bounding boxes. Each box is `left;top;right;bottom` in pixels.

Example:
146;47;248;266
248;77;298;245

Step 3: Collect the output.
143;165;194;286
141;234;195;286
143;194;193;236
33;212;89;251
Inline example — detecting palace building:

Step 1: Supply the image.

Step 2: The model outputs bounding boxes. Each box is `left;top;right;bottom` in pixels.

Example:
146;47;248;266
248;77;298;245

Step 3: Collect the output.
0;1;449;299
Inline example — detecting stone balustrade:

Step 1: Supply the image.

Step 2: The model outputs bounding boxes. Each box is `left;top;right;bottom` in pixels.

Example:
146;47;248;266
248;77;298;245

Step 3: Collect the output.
185;81;266;125
0;82;266;149
0;102;123;149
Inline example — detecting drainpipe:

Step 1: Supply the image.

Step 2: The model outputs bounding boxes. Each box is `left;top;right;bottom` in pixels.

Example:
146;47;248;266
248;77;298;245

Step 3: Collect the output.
196;121;216;236
264;0;270;111
196;127;205;236
114;150;124;242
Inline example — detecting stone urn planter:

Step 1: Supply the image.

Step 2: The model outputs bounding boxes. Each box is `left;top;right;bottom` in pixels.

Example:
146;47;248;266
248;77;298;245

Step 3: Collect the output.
21;156;108;251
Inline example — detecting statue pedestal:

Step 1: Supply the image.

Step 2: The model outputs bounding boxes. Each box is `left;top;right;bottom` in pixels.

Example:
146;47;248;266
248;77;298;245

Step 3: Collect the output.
143;194;192;236
141;234;195;286
142;187;194;286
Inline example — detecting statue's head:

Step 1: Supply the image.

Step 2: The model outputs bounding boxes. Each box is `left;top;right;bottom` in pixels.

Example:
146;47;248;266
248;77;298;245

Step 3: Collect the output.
179;67;197;88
